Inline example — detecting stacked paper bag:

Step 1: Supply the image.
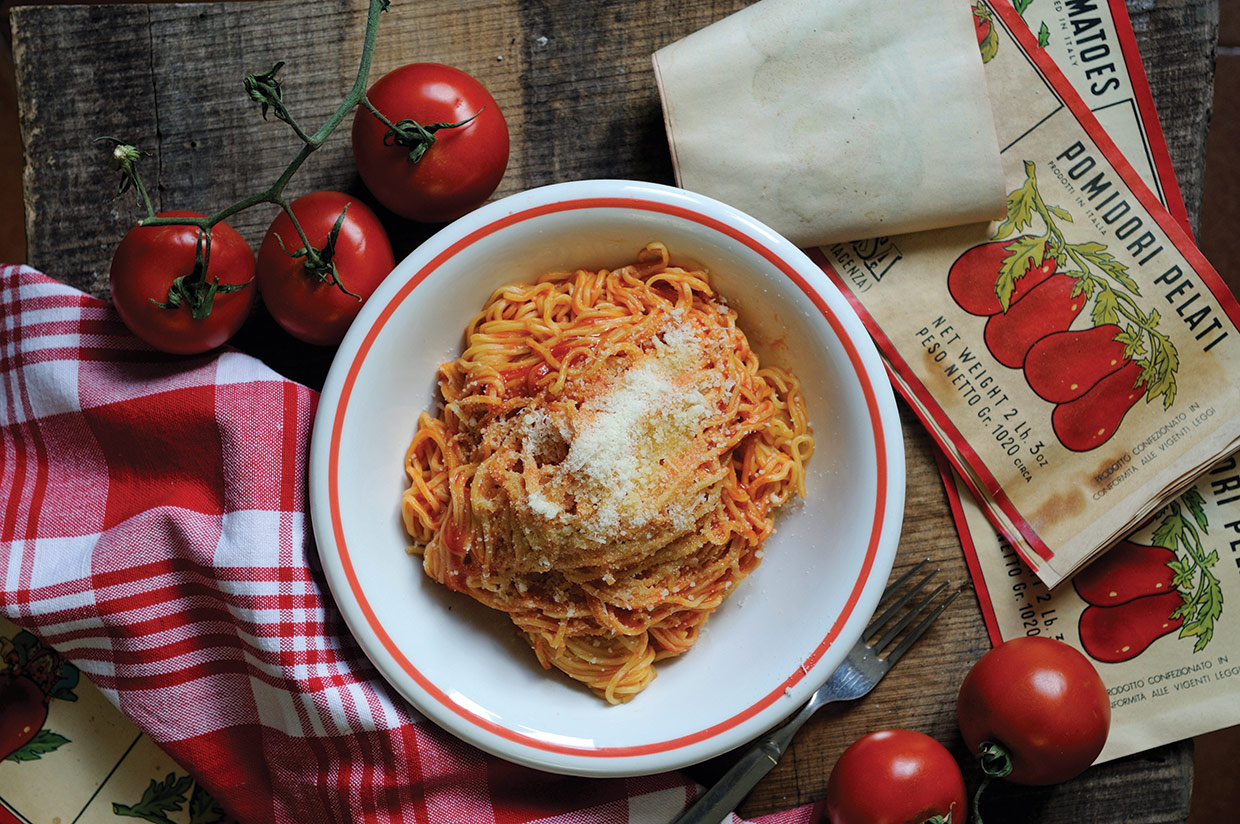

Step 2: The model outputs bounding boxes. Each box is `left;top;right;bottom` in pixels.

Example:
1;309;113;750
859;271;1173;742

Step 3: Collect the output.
654;0;1240;589
949;452;1240;765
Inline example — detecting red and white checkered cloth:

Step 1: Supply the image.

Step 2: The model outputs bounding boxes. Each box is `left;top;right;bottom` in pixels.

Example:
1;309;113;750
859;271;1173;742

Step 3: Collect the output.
0;264;822;824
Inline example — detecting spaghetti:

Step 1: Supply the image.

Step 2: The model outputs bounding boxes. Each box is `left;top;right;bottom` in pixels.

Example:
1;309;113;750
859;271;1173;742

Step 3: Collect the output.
400;243;813;703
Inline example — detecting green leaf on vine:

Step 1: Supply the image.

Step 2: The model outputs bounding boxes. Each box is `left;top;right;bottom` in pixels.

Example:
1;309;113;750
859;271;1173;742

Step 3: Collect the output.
1090;288;1121;326
1146;334;1180;409
1038;22;1051;48
1014;0;1033;13
1167;559;1193;589
1150;504;1182;550
995;234;1046;310
994;175;1040;240
4;730;70;762
1072;273;1095;304
1116;324;1146;360
12;630;40;666
49;660;80;702
113;772;193;823
1179;571;1223;652
1076;242;1139;294
1184;487;1208;531
188;782;228;824
1148;491;1223;654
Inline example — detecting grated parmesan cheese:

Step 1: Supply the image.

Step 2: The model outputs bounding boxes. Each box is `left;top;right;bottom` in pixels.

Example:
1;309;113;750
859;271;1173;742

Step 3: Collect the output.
561;320;710;533
528;490;562;519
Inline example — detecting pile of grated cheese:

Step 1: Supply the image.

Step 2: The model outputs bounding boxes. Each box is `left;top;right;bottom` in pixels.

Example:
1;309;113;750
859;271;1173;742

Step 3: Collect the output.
561;321;711;535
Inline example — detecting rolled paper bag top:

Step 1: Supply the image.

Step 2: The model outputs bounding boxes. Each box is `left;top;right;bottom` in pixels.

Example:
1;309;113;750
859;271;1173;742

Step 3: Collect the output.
652;0;1008;247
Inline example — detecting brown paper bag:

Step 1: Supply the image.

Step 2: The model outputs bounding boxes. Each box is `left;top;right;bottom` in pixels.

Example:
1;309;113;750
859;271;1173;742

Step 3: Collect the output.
651;0;1007;247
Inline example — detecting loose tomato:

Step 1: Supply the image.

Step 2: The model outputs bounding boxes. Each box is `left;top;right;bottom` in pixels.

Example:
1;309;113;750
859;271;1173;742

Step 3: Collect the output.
351;63;509;223
109;211;256;355
256;191;394;346
957;636;1110;786
825;729;966;824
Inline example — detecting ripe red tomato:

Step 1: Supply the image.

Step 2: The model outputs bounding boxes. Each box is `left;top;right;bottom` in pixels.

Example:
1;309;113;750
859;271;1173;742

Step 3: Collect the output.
957;636;1110;786
351;63;509;223
109;211;256;355
256;191;394;346
826;729;966;824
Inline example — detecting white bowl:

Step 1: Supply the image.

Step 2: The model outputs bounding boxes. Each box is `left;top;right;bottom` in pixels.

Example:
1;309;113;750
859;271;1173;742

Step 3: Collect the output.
309;179;904;777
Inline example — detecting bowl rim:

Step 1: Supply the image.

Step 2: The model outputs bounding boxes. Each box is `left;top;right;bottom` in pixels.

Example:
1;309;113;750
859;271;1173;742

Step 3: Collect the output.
309;178;906;776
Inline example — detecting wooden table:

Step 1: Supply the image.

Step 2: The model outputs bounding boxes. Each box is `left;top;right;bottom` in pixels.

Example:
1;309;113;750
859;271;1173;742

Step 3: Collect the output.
10;1;1217;820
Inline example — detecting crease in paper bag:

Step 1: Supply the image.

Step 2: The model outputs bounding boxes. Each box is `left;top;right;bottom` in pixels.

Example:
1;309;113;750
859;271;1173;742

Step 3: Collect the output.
651;0;1007;247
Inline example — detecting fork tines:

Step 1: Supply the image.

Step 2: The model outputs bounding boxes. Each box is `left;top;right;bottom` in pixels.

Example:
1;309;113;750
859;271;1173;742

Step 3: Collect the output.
863;559;965;665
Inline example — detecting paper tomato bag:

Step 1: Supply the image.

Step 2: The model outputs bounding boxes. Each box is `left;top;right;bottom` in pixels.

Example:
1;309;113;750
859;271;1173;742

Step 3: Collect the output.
950;453;1240;761
973;0;1189;233
814;2;1240;587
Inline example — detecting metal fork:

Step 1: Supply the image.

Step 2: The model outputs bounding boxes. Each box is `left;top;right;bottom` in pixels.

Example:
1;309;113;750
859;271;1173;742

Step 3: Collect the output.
670;559;964;824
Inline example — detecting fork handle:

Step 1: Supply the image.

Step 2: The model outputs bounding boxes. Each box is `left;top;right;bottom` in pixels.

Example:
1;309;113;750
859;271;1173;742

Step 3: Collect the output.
670;697;816;824
670;737;784;824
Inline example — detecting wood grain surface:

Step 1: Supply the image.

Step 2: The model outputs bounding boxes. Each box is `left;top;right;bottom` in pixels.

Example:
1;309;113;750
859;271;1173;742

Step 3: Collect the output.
10;1;1216;820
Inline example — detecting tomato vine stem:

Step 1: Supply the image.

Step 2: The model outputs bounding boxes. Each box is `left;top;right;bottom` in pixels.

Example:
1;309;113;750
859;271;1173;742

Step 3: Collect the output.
101;0;392;287
969;740;1013;824
1151;491;1224;652
271;204;361;299
361;97;483;163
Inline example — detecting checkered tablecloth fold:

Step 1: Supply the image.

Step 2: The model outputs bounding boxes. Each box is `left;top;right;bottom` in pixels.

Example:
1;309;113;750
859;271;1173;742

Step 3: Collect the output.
0;264;819;824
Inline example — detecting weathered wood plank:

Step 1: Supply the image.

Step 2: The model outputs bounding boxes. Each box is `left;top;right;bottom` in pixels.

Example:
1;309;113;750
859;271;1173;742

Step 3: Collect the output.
1126;0;1219;237
15;3;161;298
11;0;1213;819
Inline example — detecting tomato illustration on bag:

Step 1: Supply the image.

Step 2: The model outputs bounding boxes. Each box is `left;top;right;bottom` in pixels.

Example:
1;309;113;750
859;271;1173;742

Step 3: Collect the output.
1077;591;1184;663
1024;324;1129;403
0;629;78;763
947;161;1178;453
1073;489;1222;663
972;2;1051;64
948;237;1057;317
973;2;999;64
1051;361;1147;452
1072;540;1178;605
983;273;1086;368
